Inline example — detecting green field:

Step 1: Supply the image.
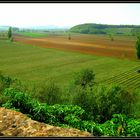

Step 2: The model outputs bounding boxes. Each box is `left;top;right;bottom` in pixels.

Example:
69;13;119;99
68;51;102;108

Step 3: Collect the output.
0;39;140;91
15;32;48;37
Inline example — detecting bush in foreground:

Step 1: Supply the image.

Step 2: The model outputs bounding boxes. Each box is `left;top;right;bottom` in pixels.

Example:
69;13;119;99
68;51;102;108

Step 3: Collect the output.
35;81;62;105
1;87;140;136
73;84;137;123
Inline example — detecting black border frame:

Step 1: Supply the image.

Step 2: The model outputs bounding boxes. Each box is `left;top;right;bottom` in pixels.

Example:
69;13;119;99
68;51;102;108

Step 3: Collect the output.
0;1;140;3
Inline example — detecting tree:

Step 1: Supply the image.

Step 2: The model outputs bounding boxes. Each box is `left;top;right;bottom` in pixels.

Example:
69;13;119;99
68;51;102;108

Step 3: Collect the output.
8;27;12;39
136;35;140;59
109;34;114;41
36;81;62;105
74;68;95;89
68;33;71;40
73;84;137;123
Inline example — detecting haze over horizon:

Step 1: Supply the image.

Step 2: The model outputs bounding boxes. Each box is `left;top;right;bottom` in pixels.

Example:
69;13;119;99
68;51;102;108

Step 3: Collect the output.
0;3;140;28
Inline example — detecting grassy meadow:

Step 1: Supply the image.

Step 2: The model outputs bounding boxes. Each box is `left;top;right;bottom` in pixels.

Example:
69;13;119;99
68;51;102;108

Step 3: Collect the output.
0;39;139;91
15;31;48;37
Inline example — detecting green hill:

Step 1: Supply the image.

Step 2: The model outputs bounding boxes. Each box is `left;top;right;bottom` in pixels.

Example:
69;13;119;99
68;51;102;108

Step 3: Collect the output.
70;23;140;36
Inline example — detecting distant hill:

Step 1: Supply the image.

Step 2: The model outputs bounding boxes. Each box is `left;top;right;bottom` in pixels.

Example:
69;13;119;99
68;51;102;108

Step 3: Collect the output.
70;23;140;36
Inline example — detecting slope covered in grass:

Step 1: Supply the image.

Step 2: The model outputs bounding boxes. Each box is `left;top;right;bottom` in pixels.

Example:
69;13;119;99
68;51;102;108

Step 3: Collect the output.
0;40;139;89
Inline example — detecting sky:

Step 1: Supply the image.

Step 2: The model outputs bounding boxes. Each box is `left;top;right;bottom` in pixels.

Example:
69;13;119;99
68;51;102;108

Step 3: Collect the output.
0;3;140;28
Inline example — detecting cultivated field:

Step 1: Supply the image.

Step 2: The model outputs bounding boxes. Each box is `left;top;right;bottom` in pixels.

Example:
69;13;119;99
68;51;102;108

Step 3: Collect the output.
0;33;140;91
14;33;137;60
15;32;48;37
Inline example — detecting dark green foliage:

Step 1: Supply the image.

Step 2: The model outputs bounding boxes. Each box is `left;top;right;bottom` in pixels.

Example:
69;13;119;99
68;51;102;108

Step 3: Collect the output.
64;114;103;136
8;27;12;39
126;118;140;136
0;73;28;107
2;88;50;122
0;72;14;93
70;23;140;35
2;88;33;112
36;81;62;105
73;84;137;123
0;95;7;107
136;35;140;59
72;86;94;119
0;73;140;136
1;88;102;136
43;104;87;126
74;68;95;89
48;104;85;120
131;89;140;119
100;114;140;136
1;87;140;136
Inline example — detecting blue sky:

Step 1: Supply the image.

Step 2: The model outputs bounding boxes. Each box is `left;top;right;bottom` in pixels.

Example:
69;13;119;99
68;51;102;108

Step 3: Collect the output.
0;3;140;27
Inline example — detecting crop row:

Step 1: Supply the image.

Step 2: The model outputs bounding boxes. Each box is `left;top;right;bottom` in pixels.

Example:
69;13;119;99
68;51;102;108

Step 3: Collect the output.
100;67;140;91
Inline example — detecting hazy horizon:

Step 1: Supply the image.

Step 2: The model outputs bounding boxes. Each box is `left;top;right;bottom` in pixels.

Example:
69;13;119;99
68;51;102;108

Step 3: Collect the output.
0;3;140;28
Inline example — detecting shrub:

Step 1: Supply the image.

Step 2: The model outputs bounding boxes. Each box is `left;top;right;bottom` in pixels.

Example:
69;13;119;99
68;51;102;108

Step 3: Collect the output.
0;95;7;107
100;114;140;136
36;81;62;105
72;86;95;120
0;72;14;93
94;84;136;122
126;118;140;136
2;88;33;112
73;84;137;123
2;87;140;136
47;104;86;124
1;88;51;123
64;114;103;136
131;89;140;119
74;68;95;89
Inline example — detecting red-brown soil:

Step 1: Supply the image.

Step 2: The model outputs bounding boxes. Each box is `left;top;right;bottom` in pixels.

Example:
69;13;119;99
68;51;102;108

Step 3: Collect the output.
14;34;136;60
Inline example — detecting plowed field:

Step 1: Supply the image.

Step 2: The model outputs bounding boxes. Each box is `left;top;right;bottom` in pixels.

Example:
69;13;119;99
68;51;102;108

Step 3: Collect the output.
14;34;136;60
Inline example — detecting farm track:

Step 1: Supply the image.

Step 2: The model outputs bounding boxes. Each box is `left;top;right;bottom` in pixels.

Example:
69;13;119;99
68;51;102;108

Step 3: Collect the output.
14;34;136;60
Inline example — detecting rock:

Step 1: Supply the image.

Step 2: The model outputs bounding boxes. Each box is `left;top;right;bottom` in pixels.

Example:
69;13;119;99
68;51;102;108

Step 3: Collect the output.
0;107;92;137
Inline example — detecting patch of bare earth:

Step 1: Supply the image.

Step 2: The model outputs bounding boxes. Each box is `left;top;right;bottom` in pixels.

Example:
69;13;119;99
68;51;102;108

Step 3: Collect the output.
0;108;92;137
14;35;136;60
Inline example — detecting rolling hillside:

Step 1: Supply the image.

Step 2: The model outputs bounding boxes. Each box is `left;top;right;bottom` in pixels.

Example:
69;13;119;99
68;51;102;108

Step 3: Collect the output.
70;23;140;36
